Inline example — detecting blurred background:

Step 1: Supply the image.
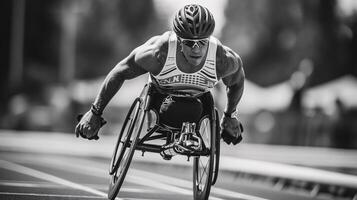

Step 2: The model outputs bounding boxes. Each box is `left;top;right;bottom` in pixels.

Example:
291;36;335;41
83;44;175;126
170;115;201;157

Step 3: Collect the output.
1;0;357;149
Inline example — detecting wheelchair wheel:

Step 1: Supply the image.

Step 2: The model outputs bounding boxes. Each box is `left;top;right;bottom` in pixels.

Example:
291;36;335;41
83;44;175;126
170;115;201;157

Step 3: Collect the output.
211;109;220;185
193;115;216;200
108;98;144;200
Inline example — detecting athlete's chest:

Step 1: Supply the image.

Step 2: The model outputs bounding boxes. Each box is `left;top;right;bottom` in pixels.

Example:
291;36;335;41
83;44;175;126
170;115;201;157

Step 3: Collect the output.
151;33;219;93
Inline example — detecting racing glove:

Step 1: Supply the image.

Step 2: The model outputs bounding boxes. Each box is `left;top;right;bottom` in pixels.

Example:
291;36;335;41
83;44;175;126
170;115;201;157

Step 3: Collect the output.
220;112;243;145
75;107;106;140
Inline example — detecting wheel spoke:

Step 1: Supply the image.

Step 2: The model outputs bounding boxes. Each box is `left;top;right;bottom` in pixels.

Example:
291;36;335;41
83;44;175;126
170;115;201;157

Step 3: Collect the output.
193;115;214;199
198;158;209;185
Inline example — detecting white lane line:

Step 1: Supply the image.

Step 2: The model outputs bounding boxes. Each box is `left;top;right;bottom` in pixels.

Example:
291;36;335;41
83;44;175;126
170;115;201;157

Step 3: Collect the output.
120;187;163;194
211;187;270;200
0;180;63;188
0;180;110;190
0;192;103;198
0;159;110;199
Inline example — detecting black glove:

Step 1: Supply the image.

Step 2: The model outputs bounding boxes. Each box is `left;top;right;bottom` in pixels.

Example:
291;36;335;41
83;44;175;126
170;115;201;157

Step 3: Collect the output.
221;124;243;145
220;116;244;145
75;113;106;140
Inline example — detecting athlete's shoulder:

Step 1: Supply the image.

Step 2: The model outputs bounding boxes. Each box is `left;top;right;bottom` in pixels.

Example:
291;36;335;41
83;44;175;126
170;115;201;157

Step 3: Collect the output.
134;31;171;74
215;41;243;79
135;31;170;57
146;31;170;49
152;31;171;66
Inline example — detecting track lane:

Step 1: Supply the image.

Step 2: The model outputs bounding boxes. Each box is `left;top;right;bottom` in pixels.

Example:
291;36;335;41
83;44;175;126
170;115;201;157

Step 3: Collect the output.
0;151;334;200
0;159;108;198
0;152;271;200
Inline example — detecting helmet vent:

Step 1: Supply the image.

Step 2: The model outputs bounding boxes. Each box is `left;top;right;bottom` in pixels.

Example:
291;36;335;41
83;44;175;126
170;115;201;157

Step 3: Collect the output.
173;4;215;39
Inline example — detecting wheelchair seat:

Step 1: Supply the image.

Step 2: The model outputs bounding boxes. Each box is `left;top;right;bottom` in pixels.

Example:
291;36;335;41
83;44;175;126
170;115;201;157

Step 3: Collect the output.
145;83;215;131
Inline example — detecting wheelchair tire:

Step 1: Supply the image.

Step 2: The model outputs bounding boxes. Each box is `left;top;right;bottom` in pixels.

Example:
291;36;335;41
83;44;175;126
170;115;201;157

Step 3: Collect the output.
108;98;144;200
211;109;220;185
193;115;216;200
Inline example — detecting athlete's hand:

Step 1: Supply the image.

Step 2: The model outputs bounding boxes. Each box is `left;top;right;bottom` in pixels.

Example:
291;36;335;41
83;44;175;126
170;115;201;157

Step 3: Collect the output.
220;115;243;145
75;111;106;140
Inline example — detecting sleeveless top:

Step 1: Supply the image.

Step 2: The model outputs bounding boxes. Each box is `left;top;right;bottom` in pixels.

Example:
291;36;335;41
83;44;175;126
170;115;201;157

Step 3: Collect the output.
150;33;219;96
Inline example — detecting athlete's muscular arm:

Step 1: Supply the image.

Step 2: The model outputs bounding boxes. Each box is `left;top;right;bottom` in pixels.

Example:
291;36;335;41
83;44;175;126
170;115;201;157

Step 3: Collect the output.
93;32;169;113
216;44;245;145
75;32;169;139
93;51;147;113
217;45;245;115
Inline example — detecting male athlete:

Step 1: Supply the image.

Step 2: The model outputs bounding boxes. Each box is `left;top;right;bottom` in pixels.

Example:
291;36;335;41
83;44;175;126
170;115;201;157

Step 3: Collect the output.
75;4;245;145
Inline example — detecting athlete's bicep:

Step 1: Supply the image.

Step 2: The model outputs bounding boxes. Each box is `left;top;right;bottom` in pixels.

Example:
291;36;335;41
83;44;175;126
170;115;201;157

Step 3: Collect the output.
222;64;244;87
134;45;158;72
111;33;168;80
135;34;168;75
220;47;244;87
110;49;147;80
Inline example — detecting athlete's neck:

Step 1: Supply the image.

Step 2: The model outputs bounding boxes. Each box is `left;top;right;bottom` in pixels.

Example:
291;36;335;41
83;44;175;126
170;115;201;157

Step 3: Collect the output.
177;46;208;73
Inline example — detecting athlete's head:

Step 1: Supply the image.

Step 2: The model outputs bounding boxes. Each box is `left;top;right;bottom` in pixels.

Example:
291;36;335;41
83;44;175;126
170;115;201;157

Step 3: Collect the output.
173;4;215;66
173;4;215;40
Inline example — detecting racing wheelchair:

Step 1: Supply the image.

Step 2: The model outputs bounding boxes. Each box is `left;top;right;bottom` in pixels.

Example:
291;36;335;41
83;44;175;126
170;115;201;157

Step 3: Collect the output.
107;82;221;200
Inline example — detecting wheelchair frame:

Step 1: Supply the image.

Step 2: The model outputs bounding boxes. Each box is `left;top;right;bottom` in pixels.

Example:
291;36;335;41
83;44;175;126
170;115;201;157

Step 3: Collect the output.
108;83;220;200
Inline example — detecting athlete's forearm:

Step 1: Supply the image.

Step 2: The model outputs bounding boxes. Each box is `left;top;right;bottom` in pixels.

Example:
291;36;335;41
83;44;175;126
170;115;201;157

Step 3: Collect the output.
225;80;244;114
92;67;125;114
223;58;245;115
219;46;245;114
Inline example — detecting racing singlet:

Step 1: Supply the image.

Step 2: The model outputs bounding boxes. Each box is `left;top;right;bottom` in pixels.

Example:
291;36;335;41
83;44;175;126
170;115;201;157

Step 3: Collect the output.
150;33;219;96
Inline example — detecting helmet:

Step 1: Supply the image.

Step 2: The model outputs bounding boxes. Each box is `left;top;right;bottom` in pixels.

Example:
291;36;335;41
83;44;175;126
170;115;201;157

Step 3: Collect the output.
173;4;215;39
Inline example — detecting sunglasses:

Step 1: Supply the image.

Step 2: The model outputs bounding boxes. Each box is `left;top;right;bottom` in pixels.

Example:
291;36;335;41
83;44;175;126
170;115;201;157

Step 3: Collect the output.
179;37;209;48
